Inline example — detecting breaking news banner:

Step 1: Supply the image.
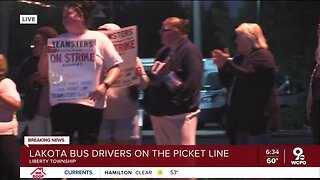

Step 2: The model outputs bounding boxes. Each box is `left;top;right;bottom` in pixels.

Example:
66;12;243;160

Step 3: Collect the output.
20;137;320;178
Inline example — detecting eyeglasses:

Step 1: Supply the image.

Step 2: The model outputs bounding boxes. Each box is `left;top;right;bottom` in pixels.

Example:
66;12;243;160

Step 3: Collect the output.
30;40;45;49
159;28;175;33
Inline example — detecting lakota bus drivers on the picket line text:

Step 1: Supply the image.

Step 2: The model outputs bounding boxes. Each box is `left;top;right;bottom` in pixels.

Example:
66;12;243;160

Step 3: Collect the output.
29;149;229;158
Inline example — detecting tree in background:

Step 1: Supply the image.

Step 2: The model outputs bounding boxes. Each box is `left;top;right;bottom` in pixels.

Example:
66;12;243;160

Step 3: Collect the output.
202;1;237;57
108;1;191;58
237;1;320;88
261;1;320;88
259;1;320;129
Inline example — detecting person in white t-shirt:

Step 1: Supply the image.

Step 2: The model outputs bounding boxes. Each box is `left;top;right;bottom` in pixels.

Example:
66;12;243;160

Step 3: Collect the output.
38;2;123;144
97;23;149;144
0;54;21;180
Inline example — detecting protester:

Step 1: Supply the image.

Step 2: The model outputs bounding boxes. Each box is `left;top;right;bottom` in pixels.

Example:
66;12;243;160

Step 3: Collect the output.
211;23;280;144
38;2;123;144
306;23;320;144
17;26;58;136
143;17;203;145
97;23;149;145
0;54;21;180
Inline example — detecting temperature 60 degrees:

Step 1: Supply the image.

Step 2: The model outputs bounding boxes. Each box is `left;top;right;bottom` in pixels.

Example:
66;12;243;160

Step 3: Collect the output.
266;157;279;164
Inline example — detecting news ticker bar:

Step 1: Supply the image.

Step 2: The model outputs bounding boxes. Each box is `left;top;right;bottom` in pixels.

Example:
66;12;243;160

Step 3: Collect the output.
21;167;320;178
20;145;320;167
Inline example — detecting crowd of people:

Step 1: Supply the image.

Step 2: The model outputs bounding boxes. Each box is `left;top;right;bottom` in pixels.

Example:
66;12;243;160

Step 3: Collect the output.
0;1;319;179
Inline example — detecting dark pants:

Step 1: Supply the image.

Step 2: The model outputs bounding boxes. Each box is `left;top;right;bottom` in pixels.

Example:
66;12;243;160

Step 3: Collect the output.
51;103;103;144
313;129;320;144
0;136;19;180
226;127;236;145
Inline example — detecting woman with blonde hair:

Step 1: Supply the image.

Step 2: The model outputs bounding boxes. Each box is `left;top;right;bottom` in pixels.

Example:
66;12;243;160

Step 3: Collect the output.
211;23;280;144
0;54;21;180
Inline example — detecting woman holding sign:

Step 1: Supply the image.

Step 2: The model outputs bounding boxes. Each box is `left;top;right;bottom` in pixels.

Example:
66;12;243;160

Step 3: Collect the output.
38;2;123;144
97;23;149;145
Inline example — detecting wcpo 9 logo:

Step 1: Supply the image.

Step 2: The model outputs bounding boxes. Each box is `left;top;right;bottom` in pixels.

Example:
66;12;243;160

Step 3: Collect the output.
291;147;306;165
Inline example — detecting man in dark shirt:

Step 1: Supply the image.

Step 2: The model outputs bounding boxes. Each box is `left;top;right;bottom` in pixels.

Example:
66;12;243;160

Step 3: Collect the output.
143;17;203;145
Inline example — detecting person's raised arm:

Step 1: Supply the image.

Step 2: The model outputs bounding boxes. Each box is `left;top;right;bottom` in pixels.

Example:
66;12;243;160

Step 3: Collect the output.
38;45;56;78
38;46;50;78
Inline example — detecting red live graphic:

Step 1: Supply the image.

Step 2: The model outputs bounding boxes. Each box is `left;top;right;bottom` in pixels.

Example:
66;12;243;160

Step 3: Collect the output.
20;145;320;167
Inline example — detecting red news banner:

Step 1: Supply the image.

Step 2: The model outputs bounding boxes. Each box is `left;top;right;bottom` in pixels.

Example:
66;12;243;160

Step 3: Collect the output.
20;145;320;167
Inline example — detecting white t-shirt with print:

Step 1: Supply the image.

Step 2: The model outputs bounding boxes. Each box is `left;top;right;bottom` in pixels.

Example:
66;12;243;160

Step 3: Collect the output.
52;30;123;109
